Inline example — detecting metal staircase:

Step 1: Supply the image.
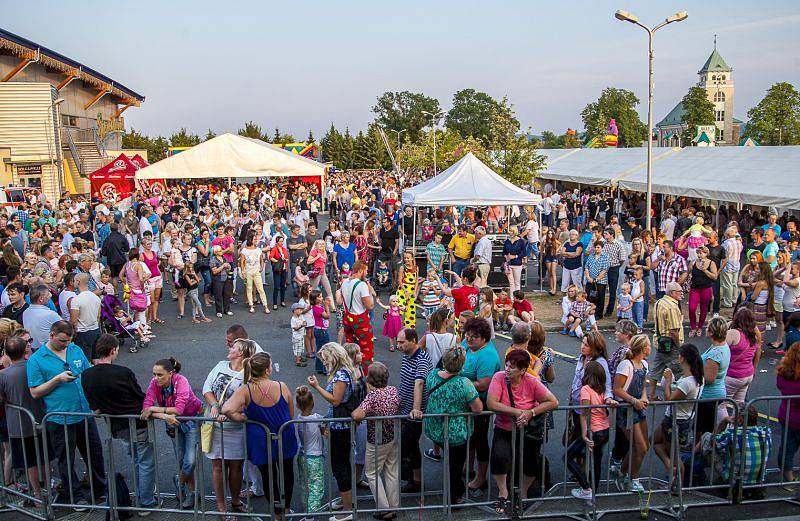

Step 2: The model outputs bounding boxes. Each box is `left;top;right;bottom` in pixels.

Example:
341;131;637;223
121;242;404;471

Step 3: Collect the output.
61;127;107;177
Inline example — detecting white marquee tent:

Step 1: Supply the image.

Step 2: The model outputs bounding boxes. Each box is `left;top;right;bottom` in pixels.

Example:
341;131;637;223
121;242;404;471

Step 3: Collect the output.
135;133;326;180
402;152;538;207
537;146;800;209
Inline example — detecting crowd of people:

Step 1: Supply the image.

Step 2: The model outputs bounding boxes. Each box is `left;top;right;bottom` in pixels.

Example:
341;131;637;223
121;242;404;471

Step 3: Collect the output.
0;172;796;520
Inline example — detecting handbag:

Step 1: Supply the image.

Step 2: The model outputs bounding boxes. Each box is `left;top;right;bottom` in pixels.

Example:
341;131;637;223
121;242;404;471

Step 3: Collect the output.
201;371;241;453
504;376;546;443
129;289;147;312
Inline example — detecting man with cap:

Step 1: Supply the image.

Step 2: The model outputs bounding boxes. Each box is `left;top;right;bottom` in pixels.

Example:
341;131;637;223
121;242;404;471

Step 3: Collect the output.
621;216;642;243
648;281;685;397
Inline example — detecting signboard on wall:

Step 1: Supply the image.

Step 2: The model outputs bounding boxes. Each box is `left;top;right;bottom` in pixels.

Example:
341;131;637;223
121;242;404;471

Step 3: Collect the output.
17;164;42;176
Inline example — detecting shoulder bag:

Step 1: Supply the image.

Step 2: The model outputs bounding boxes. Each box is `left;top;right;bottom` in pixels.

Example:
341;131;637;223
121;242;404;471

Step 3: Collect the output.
504;376;546;443
201;371;242;453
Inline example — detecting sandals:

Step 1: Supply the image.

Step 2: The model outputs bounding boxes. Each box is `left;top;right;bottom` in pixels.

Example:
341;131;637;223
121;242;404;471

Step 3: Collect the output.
152;318;165;324
494;497;509;515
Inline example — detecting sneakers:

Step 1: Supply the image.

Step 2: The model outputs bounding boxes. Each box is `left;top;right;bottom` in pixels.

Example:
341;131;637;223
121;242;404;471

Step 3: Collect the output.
629;479;645;493
216;312;223;318
226;311;234;316
423;448;442;462
570;487;593;501
73;499;89;512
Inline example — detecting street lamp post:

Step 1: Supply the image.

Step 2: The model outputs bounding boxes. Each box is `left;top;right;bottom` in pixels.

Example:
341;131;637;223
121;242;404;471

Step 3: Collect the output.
775;127;782;146
615;9;688;232
422;110;444;174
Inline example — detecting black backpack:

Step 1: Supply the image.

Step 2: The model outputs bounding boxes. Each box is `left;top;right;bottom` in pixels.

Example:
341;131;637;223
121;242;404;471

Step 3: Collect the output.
333;369;367;418
107;472;133;520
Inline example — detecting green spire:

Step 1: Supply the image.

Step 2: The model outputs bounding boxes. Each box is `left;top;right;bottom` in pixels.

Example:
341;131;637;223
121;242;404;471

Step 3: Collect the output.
698;48;731;74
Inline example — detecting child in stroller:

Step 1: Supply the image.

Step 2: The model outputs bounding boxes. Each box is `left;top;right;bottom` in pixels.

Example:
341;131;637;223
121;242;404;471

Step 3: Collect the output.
101;294;151;353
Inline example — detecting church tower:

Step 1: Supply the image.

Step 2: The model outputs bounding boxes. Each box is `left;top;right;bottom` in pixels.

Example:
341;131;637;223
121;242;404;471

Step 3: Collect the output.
697;40;735;145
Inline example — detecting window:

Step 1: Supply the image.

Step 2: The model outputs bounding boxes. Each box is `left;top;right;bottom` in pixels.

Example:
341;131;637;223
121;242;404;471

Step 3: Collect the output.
61;114;78;127
716;110;725;122
717;129;724;141
714;91;725;102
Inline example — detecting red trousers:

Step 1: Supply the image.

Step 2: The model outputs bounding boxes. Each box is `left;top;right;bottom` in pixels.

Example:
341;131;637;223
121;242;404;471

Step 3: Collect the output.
343;310;374;370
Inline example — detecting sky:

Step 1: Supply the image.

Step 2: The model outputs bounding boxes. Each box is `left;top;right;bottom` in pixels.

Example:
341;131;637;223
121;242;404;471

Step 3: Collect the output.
3;0;799;139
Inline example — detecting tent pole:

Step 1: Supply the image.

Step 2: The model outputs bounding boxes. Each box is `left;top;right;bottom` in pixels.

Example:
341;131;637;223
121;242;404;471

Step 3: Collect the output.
228;176;232;188
715;200;720;230
412;207;417;254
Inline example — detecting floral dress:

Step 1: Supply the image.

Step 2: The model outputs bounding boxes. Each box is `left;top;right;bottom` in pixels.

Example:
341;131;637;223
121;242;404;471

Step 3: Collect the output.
354;234;368;264
396;265;418;329
423;373;479;446
537;347;555;430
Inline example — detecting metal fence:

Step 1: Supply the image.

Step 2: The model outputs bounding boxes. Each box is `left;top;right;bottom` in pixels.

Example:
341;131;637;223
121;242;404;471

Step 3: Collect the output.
0;396;798;520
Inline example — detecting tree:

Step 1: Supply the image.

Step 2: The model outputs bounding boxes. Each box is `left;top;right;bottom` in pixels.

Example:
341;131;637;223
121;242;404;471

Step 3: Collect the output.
238;121;268;141
341;128;355;169
272;127;296;145
169;128;201;148
372;91;441;142
539;131;560;149
121;128;168;163
320;124;343;165
306;130;315;143
581;87;646;147
204;129;217;141
489;97;545;186
445;89;502;145
680;86;715;144
745;82;800;145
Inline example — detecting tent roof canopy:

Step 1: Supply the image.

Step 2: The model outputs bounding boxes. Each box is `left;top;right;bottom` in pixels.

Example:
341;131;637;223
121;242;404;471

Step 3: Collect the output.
537;146;800;209
89;154;137;180
401;152;537;207
135;133;326;180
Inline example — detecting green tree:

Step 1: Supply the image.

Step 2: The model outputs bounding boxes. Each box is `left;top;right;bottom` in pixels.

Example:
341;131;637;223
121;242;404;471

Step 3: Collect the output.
445;89;501;145
489;97;545;186
680;86;715;144
320;124;342;165
272;128;296;145
745;82;800;145
581;87;646;147
306;130;315;143
204;129;217;141
238;121;268;141
341;128;355;169
148;136;169;163
539;130;560;148
372;91;441;142
122;128;168;163
169;128;201;148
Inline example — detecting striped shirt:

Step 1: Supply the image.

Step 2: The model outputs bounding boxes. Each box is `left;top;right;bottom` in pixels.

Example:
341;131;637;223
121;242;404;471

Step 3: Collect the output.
399;348;433;418
585;253;610;285
602;240;625;267
654;295;684;345
656;254;688;291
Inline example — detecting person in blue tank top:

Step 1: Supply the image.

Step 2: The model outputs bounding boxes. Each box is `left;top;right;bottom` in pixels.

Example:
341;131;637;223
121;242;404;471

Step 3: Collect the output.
223;352;297;518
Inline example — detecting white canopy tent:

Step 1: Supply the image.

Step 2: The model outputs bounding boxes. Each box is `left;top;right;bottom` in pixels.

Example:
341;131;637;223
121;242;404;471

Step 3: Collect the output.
616;146;800;209
135;133;326;181
537;146;800;209
402;152;537;207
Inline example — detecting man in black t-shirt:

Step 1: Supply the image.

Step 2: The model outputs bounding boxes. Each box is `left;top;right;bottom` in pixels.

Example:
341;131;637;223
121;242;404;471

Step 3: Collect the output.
73;221;95;248
81;334;157;509
378;217;400;288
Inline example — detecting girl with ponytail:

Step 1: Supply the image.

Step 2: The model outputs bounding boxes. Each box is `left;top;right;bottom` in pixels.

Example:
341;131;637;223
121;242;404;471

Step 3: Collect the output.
653;343;703;488
222;352;298;518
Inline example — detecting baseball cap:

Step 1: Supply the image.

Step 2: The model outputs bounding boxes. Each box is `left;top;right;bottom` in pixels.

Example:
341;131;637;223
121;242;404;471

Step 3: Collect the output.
291;303;304;311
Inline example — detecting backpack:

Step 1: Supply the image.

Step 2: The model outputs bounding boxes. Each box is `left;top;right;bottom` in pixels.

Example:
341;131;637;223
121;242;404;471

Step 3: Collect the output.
333;369;367;418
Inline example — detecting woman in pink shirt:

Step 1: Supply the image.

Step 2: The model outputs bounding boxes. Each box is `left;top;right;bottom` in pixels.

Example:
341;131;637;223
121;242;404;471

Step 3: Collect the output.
725;308;763;408
141;357;203;509
776;341;800;483
487;350;558;514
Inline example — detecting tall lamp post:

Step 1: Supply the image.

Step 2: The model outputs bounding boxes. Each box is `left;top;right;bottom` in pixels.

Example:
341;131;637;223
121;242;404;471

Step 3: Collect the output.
388;129;407;167
775;127;783;146
47;97;66;197
422;110;444;174
615;9;688;232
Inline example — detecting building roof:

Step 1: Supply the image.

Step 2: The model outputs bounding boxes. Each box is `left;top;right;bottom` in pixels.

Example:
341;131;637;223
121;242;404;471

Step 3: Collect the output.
657;101;685;128
0;27;144;104
698;48;732;74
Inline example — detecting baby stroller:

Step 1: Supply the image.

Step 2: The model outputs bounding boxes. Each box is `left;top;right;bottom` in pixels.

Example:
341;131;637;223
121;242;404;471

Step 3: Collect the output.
373;252;393;293
100;294;146;353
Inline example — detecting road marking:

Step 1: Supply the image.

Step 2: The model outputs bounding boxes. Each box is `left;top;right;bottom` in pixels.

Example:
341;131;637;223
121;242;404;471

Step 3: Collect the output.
494;332;578;361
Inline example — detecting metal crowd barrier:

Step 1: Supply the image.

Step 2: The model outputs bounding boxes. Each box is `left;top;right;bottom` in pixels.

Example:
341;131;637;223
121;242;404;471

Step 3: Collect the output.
0;397;797;520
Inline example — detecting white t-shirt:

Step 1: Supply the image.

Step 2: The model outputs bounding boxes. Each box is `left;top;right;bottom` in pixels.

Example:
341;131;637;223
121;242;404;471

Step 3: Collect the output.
240;247;263;275
296;412;324;456
291;316;306;341
664;375;701;420
138;217;152;238
524;219;540;243
340;278;370;315
660;218;675;241
614;359;648;394
424;332;456;368
58;289;77;321
69;291;101;332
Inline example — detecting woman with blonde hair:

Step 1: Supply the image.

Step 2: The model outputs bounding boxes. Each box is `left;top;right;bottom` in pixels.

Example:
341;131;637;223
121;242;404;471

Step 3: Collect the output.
306;342;363;520
749;261;775;334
